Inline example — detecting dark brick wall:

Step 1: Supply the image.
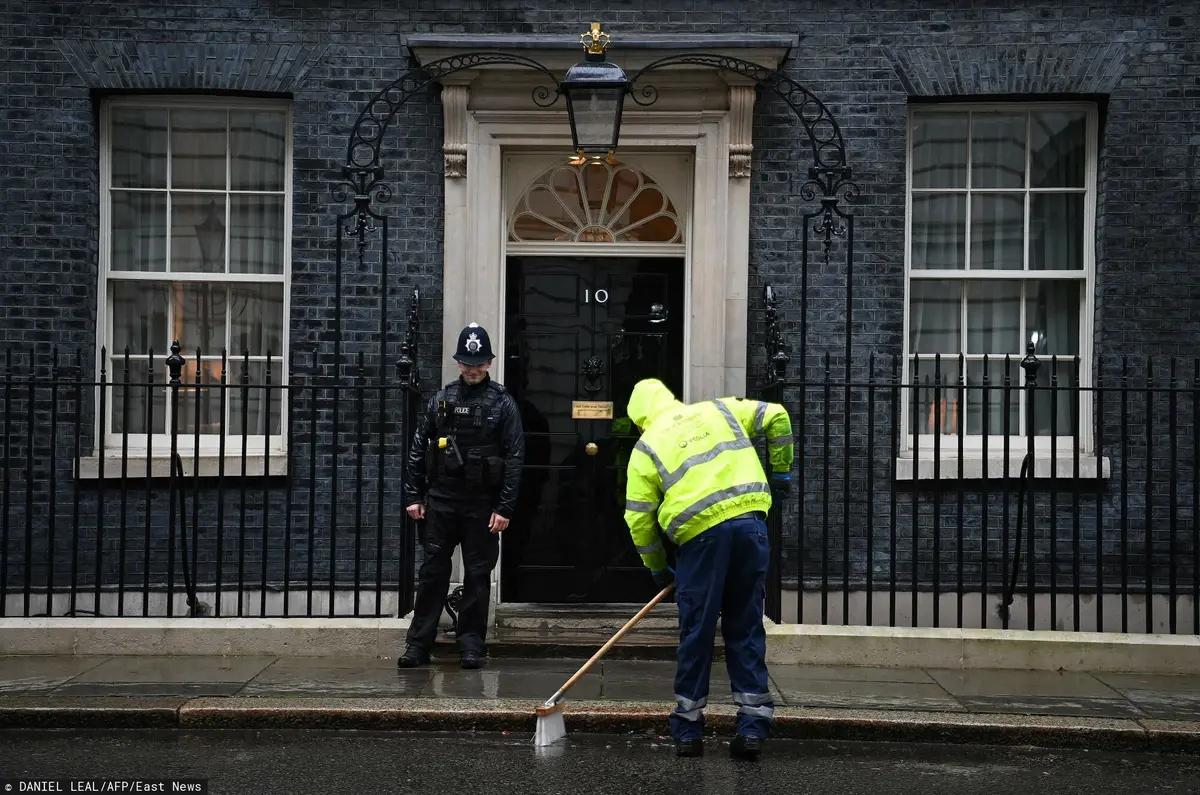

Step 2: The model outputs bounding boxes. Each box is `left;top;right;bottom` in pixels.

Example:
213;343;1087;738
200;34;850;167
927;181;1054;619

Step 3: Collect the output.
0;0;1197;616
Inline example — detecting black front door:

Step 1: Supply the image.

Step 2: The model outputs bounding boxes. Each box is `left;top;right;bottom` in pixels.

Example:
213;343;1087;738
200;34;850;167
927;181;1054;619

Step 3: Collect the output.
502;256;685;603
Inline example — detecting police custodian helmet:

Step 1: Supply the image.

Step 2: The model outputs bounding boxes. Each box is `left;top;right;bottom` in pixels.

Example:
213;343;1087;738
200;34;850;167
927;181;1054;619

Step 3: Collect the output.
453;323;494;366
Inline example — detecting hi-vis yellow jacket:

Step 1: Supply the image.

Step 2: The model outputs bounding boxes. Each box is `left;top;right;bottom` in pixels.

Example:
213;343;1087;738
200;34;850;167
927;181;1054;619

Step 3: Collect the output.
623;379;794;572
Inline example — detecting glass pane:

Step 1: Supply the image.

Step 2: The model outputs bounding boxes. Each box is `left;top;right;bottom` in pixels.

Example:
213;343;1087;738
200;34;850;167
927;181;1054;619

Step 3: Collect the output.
965;360;1020;436
111;108;167;189
229;361;283;436
614;214;678;243
176;359;224;435
969;193;1024;270
967;281;1021;354
171;194;226;273
971;112;1026;189
110;191;167;272
172;283;227;356
230;110;286;191
569;88;621;150
908;280;961;355
111;282;169;355
909;356;962;436
911;112;968;189
1026;281;1080;356
170;109;227;190
230;195;285;274
523;184;579;230
911;194;965;270
1031;111;1086;188
511;213;572;241
1031;355;1080;436
1030;193;1084;271
581;161;609;219
230;283;285;357
604;167;640;223
109;358;166;434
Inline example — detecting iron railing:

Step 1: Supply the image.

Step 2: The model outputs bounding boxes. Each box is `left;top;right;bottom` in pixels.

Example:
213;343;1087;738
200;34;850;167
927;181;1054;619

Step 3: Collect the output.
0;341;423;619
760;347;1200;635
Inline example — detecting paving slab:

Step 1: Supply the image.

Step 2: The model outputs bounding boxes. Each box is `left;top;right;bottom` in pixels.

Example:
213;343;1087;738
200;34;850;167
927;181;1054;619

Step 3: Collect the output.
421;660;600;700
68;655;277;684
1095;673;1200;693
767;665;937;685
239;657;433;697
956;695;1146;719
771;680;965;712
926;668;1120;699
0;655;111;693
1115;691;1200;720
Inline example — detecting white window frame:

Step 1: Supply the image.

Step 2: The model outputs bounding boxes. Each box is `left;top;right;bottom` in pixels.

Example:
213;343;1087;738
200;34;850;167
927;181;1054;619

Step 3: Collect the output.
96;95;293;460
900;101;1099;465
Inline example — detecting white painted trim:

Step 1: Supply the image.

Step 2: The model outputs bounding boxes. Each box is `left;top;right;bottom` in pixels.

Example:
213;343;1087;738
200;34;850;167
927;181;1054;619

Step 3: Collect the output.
437;77;754;606
902;101;1099;454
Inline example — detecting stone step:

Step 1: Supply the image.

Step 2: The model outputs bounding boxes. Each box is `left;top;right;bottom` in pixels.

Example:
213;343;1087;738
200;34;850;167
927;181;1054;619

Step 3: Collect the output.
493;602;680;633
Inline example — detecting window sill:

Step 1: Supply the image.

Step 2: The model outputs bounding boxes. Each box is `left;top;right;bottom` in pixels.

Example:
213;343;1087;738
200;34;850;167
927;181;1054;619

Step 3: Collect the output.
76;453;288;480
895;453;1111;481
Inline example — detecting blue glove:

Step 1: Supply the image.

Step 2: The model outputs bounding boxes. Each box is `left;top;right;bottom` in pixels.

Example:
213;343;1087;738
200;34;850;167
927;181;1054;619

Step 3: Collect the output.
770;472;792;497
651;567;675;590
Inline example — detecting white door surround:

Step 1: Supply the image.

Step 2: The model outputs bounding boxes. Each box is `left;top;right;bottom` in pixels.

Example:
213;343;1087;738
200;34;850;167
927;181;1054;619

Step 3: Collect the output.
409;35;796;403
407;35;795;619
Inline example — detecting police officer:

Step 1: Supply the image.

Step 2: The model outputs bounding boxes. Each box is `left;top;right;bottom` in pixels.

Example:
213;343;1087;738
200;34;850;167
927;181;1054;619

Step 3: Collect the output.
623;378;793;760
399;323;524;669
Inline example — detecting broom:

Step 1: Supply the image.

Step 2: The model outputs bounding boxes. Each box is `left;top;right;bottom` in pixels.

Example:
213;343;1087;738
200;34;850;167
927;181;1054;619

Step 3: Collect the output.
533;583;675;747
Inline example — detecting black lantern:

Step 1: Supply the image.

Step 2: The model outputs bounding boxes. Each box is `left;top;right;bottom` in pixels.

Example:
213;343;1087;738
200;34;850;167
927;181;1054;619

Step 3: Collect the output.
561;22;629;161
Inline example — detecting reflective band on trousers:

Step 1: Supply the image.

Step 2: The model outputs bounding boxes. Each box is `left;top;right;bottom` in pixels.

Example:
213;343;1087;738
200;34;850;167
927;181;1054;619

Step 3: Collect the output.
674;694;707;722
733;692;775;719
664;481;771;539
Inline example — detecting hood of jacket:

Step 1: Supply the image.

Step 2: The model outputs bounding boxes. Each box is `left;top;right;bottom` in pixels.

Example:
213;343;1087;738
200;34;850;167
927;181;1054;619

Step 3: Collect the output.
627;378;683;431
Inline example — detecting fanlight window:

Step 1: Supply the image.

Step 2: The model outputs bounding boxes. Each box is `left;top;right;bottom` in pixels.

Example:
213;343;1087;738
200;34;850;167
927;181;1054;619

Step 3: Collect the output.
509;161;682;244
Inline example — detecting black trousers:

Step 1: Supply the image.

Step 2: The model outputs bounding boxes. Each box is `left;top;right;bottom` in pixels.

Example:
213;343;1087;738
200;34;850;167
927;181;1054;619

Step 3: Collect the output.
405;497;499;654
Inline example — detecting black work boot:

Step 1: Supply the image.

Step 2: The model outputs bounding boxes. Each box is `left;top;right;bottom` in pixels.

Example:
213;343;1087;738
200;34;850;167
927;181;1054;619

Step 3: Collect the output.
460;649;482;669
675;739;704;758
729;734;763;760
396;647;428;668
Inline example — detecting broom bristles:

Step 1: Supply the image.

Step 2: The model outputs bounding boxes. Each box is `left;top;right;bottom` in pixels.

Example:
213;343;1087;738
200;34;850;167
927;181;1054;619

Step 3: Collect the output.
533;701;567;747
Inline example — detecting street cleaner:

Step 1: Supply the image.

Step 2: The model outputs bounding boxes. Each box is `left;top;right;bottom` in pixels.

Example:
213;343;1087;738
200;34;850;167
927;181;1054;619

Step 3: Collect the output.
622;378;793;760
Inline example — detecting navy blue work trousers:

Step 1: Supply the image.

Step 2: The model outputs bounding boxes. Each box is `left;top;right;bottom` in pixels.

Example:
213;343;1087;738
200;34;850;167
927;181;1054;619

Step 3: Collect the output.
669;511;774;741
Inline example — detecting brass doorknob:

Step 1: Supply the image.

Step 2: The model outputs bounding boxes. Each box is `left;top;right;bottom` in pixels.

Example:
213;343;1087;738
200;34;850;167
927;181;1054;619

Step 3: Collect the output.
585;442;598;456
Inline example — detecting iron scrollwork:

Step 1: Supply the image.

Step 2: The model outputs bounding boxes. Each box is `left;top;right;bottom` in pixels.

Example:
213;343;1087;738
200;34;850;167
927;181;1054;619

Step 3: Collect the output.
628;53;859;263
397;287;421;389
337;53;564;256
763;284;789;385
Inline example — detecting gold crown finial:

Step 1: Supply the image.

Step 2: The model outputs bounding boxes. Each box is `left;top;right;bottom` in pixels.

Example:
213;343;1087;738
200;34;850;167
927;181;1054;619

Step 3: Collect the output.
580;21;611;55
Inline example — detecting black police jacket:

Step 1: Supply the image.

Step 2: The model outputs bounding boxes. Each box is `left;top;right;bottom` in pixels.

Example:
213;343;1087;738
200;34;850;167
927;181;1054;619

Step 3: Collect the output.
403;376;525;517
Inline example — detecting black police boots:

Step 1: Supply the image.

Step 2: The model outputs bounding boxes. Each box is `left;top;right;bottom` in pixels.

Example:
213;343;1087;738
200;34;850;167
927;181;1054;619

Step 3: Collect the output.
729;734;764;760
460;650;482;669
675;739;703;757
396;647;429;668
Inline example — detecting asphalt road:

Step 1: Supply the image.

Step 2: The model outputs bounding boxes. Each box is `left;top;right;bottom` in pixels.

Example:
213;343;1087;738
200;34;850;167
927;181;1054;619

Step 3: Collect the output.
0;730;1197;795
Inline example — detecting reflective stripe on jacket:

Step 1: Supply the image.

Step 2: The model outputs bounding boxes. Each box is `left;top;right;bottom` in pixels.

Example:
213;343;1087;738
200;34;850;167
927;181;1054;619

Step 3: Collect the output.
622;379;794;571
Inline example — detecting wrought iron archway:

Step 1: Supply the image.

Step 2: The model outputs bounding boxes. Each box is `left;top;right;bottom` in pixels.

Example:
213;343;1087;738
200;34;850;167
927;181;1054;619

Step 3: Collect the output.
333;44;860;620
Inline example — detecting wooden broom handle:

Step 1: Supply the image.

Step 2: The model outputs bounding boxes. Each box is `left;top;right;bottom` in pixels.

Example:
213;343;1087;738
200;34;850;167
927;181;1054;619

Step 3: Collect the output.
556;583;675;698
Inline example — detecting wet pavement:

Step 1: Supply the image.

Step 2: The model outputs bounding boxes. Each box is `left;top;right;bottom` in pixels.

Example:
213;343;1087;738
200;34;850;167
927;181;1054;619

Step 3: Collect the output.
2;654;1200;722
1;729;1198;794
